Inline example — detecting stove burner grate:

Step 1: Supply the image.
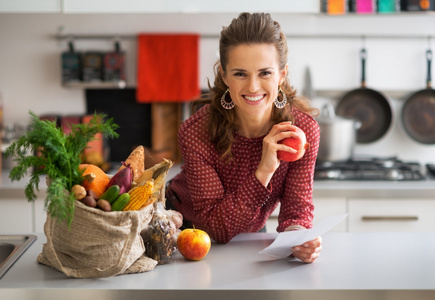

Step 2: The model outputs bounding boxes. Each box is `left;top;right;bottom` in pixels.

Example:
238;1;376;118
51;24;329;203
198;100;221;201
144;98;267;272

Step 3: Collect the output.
314;156;425;181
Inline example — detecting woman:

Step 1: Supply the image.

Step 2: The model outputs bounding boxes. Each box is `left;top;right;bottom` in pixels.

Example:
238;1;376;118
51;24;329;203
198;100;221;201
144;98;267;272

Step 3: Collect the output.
167;12;322;263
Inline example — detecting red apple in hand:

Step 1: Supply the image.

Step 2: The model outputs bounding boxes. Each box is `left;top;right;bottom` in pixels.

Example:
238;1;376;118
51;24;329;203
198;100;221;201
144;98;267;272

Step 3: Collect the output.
277;126;310;162
177;228;211;261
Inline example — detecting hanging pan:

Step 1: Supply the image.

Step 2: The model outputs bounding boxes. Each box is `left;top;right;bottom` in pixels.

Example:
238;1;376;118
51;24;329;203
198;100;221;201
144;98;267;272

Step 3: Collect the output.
336;48;393;144
401;49;435;144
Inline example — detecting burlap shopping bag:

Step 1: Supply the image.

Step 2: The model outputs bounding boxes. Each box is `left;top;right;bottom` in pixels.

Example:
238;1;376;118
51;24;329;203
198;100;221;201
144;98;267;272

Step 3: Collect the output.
37;200;157;278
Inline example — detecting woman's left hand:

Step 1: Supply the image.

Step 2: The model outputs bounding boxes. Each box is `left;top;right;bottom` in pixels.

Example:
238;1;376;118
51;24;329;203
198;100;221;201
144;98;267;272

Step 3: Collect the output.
291;236;322;263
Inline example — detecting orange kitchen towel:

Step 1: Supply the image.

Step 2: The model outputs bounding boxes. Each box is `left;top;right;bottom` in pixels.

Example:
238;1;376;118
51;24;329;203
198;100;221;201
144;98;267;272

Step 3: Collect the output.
136;34;200;102
82;114;103;158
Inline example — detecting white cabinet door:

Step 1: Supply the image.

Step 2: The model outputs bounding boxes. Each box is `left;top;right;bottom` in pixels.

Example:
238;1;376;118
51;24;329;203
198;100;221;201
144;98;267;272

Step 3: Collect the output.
266;197;347;233
0;0;61;12
348;199;435;232
266;207;279;233
63;0;319;14
0;199;33;234
313;197;347;232
34;198;47;233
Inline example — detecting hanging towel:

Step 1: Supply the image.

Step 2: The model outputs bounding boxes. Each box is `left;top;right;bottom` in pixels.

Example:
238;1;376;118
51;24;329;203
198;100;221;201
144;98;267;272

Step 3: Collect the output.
136;34;200;103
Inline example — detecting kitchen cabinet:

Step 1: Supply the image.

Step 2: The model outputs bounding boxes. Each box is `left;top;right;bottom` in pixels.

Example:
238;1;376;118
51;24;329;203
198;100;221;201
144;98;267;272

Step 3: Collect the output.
34;198;46;234
267;195;435;233
312;197;347;231
266;197;347;233
3;170;435;234
348;198;435;232
0;0;61;13
0;176;47;233
0;198;33;234
266;211;278;233
62;0;320;14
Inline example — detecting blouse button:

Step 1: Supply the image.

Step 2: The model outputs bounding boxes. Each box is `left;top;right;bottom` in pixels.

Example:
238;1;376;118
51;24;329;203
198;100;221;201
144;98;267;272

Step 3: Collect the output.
261;196;270;207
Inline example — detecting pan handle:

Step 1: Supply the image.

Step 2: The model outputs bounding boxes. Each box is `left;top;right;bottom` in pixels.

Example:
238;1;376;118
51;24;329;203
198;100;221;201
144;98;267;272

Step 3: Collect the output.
360;48;367;88
426;49;432;89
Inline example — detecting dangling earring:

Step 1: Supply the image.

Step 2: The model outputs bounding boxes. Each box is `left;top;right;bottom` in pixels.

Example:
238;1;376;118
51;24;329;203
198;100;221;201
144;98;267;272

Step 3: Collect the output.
221;87;235;110
274;87;287;109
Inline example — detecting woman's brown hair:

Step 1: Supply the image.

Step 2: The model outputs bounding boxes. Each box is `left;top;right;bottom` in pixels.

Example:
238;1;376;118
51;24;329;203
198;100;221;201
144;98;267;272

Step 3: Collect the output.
194;12;318;161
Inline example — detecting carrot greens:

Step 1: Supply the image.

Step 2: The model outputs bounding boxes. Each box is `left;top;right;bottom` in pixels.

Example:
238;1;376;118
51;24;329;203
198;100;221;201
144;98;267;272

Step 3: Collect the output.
5;111;119;226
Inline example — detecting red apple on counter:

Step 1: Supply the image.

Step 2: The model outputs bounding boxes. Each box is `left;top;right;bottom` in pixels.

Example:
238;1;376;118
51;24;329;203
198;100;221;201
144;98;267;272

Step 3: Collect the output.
177;228;211;261
277;126;310;162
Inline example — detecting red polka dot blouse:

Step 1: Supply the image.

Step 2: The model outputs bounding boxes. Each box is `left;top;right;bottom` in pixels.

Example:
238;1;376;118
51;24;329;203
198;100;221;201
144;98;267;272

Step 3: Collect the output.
170;104;320;244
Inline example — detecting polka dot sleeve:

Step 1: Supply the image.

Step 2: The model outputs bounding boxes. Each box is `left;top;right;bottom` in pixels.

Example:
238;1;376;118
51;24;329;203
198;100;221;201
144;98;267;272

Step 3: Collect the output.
277;110;319;232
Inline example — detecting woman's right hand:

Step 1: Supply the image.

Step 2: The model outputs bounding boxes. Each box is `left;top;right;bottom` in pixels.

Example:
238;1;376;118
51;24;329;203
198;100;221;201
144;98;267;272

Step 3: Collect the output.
255;121;298;187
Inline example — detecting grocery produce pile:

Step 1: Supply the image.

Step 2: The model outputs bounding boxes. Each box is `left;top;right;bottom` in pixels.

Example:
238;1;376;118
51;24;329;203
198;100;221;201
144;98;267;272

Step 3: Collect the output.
6;111;211;266
4;111;172;226
75;150;173;214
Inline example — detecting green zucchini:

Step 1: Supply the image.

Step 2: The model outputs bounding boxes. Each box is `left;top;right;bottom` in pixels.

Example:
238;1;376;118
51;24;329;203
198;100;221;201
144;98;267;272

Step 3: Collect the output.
111;193;130;211
100;185;120;204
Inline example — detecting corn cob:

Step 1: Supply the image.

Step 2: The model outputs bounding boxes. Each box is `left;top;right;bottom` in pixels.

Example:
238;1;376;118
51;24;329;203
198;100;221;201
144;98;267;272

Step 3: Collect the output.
123;180;154;211
133;159;174;189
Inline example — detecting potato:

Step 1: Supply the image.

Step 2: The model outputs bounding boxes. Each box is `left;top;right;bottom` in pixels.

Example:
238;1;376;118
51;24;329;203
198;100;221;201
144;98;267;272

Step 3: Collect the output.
71;185;86;200
80;196;97;208
87;189;99;199
97;199;112;212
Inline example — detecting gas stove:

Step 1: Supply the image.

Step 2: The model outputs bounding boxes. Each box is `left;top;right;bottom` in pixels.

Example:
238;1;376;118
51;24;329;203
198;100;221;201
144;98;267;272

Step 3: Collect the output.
314;156;426;181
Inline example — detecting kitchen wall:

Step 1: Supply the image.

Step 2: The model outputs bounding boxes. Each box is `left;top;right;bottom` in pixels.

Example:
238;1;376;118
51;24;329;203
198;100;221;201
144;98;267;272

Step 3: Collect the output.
1;12;435;163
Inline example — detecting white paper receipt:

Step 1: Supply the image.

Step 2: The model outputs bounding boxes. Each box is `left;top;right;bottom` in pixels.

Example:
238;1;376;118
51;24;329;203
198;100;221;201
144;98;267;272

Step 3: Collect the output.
259;214;348;259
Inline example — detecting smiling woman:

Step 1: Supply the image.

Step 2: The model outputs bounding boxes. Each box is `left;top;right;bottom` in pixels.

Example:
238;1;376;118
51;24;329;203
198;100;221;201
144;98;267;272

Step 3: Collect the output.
221;43;286;137
166;12;321;263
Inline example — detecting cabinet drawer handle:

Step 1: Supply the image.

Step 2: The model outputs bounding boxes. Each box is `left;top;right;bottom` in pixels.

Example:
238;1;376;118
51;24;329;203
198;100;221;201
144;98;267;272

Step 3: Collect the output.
361;216;419;221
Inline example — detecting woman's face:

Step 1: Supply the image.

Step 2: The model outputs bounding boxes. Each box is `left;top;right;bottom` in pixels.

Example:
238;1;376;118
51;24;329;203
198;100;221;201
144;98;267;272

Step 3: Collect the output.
221;43;287;119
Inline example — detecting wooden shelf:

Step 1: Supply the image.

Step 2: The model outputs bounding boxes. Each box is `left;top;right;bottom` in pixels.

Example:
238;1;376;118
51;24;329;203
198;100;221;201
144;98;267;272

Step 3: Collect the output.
62;81;126;89
62;0;319;14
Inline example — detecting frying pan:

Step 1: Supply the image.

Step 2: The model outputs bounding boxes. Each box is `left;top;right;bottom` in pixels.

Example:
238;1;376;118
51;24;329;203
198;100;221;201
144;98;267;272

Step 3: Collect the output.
336;48;393;144
401;49;435;144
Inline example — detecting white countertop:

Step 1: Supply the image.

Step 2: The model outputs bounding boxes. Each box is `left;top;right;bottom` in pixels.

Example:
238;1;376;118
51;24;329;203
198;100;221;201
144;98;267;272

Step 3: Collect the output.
0;170;46;198
313;179;435;198
2;167;435;199
0;232;434;299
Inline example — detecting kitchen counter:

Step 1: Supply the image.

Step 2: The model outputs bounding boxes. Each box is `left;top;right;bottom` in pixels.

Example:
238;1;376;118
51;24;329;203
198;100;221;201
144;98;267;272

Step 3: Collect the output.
2;168;435;199
0;169;45;198
2;168;434;234
313;179;435;198
0;232;434;300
